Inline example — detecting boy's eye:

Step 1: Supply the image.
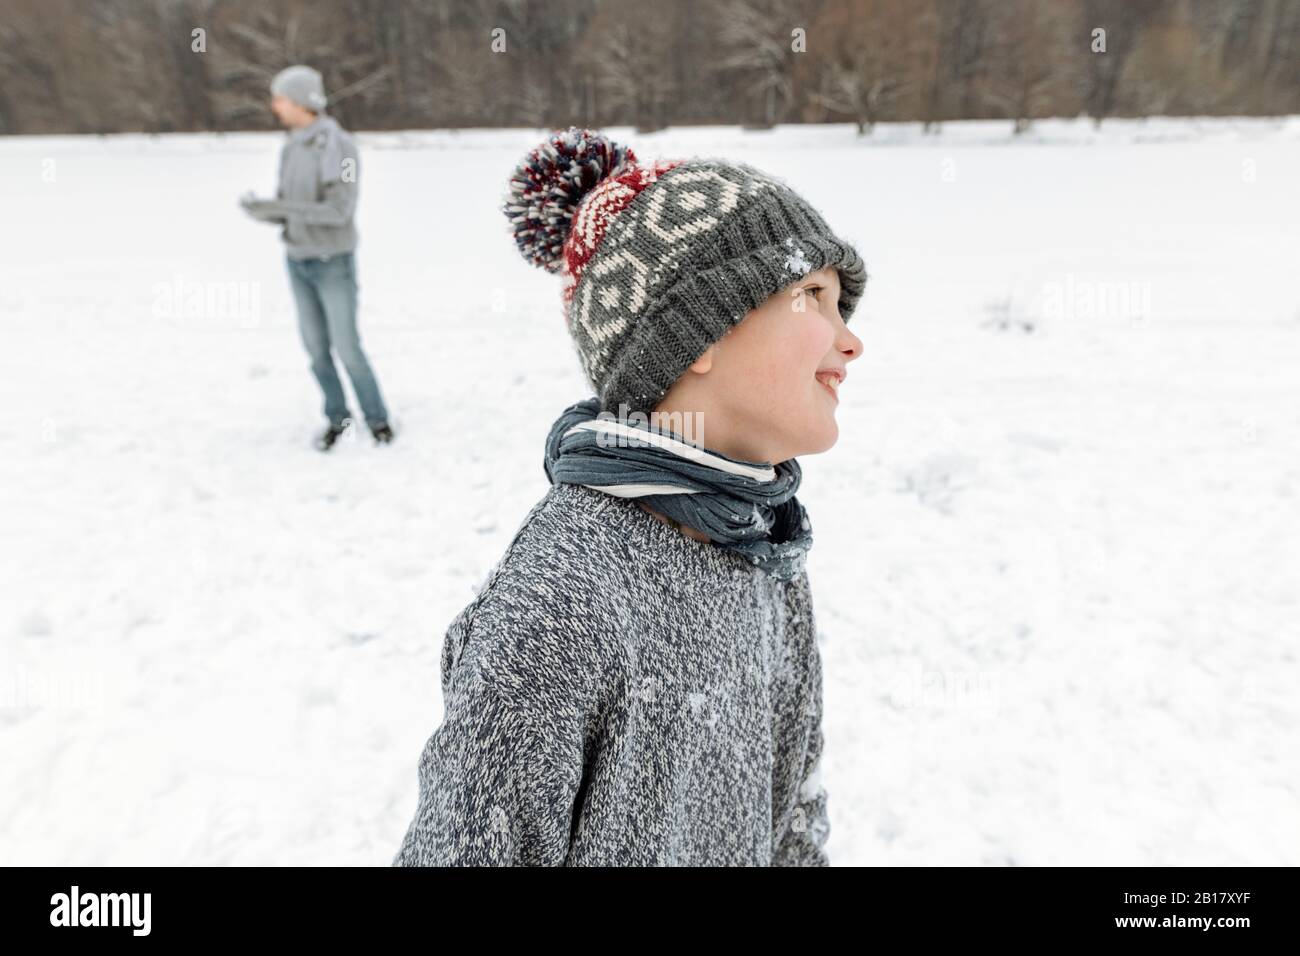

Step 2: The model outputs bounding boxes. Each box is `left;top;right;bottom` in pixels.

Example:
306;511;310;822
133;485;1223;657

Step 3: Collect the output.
803;285;823;299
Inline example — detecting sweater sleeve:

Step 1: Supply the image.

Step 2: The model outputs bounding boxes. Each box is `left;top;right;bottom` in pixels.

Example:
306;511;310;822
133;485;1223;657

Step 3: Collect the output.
255;180;355;225
239;198;287;223
772;590;832;867
391;600;592;867
258;131;358;226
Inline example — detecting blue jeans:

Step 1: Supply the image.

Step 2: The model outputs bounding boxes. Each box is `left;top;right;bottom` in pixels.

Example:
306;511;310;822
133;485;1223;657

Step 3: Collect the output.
286;251;389;428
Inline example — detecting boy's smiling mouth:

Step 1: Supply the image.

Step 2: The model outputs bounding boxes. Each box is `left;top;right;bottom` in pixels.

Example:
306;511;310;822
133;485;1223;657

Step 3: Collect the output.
815;367;844;400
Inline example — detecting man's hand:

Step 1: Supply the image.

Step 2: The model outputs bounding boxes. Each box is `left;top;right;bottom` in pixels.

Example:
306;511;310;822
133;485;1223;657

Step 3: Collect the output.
239;192;285;223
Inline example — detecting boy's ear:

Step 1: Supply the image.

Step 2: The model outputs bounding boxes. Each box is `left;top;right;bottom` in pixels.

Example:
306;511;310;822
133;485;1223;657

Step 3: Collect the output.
688;345;715;374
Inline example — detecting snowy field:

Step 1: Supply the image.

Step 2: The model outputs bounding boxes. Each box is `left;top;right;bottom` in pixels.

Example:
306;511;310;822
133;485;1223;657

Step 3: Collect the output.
1;117;1297;866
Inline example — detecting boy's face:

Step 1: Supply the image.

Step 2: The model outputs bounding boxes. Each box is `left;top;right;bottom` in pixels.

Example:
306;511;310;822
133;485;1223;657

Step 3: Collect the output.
654;264;863;464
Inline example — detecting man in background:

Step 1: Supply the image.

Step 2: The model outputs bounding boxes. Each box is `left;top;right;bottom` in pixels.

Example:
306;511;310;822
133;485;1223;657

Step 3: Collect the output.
240;64;394;451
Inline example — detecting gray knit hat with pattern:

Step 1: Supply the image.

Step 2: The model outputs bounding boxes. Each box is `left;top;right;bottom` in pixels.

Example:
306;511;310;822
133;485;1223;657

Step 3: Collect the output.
503;127;868;416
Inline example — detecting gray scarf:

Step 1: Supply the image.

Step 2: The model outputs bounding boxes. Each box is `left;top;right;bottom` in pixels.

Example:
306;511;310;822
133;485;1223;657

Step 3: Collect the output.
543;397;813;581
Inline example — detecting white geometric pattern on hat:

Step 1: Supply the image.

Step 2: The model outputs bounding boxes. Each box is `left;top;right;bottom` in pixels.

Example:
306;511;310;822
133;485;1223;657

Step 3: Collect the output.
640;166;788;289
562;159;680;309
574;163;765;384
642;168;742;245
574;248;644;342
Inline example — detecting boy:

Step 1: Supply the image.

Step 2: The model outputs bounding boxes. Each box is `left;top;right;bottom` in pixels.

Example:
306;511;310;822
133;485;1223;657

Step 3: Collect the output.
392;127;866;865
240;64;394;451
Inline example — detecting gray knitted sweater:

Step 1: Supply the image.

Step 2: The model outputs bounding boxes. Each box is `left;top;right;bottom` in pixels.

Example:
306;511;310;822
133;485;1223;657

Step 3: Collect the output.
243;114;359;260
391;480;830;866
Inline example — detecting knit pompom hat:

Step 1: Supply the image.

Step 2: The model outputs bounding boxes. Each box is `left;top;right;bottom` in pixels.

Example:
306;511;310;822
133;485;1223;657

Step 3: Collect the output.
503;126;868;416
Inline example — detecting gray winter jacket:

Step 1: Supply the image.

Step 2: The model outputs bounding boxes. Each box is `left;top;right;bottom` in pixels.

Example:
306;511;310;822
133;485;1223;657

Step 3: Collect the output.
242;113;359;260
391;480;831;866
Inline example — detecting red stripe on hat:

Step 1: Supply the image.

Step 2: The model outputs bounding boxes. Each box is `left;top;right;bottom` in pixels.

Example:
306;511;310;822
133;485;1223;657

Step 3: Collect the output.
561;158;685;322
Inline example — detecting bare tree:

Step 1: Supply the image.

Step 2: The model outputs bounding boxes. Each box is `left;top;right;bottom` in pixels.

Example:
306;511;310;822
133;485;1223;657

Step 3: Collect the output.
211;3;389;128
0;0;64;134
810;0;918;134
909;0;946;132
1;0;1297;135
813;51;902;134
421;25;502;127
910;0;995;133
211;7;335;125
982;0;1077;133
950;0;994;120
712;0;804;128
1079;0;1161;126
589;0;679;133
1257;0;1300;113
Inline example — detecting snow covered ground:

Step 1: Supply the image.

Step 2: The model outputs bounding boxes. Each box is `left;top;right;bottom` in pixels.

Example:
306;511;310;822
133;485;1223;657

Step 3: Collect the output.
1;117;1297;866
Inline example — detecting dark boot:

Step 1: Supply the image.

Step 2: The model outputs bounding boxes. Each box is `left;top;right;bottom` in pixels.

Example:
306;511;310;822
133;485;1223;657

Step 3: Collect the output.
370;422;395;445
314;417;353;452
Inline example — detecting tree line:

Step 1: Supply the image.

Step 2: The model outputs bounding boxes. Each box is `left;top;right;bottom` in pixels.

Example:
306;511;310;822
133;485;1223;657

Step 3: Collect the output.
1;0;1296;136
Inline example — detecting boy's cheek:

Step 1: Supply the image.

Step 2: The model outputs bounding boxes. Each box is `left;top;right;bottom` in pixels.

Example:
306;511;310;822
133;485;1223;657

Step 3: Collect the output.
723;319;827;395
717;350;786;404
751;355;811;402
777;322;835;375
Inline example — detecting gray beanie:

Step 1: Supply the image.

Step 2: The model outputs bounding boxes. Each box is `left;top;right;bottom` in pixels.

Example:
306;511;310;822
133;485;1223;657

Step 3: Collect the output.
270;64;327;112
503;127;867;416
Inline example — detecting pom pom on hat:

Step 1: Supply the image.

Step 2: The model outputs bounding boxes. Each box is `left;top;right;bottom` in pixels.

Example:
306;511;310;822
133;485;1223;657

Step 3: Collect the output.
502;127;638;274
